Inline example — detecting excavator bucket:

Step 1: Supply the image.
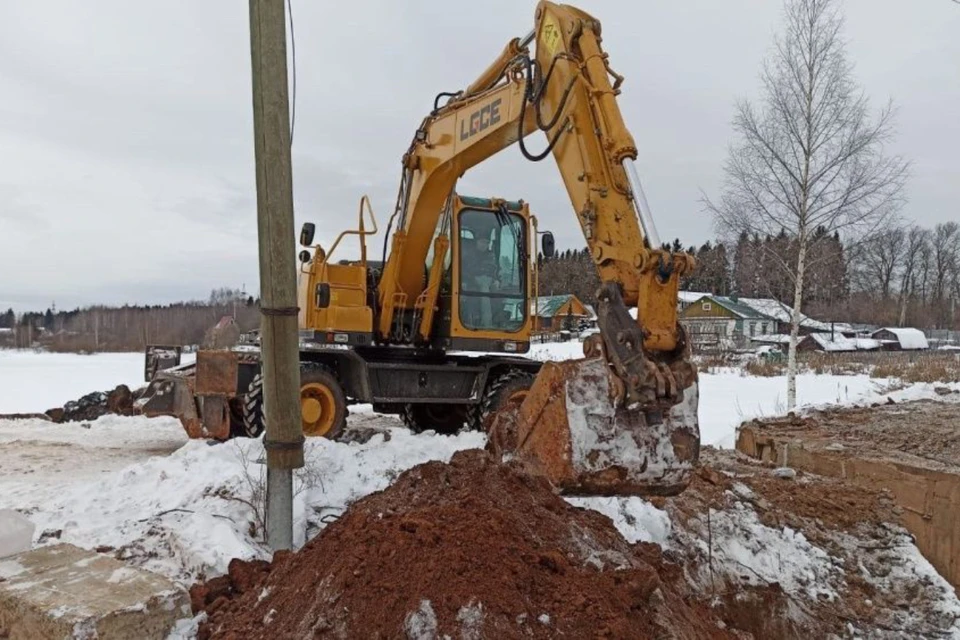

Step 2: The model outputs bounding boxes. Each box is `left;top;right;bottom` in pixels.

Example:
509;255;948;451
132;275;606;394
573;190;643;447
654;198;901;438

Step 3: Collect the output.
488;281;700;497
488;354;699;496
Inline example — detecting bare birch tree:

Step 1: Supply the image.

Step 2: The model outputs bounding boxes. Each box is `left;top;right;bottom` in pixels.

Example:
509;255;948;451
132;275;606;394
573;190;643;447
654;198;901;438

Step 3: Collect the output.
857;226;905;301
931;222;960;328
704;0;909;410
898;226;931;326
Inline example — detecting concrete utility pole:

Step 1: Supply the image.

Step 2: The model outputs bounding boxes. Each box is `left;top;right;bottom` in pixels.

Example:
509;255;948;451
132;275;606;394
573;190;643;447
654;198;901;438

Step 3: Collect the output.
248;0;304;551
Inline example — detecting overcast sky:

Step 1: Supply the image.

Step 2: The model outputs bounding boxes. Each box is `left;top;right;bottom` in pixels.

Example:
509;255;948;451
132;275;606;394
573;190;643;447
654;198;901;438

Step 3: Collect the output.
1;0;957;313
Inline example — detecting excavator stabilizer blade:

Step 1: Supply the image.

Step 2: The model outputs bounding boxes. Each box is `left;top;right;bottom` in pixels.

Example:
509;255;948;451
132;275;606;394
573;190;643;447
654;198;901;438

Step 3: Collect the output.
136;372;203;436
488;356;699;497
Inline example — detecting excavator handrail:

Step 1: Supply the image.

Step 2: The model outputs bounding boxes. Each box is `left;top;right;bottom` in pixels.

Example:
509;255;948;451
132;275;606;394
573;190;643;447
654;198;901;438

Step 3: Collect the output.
321;194;379;266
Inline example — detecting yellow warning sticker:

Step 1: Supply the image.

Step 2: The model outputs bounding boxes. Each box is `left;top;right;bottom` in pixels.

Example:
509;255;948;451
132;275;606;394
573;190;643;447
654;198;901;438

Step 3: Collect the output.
540;14;562;56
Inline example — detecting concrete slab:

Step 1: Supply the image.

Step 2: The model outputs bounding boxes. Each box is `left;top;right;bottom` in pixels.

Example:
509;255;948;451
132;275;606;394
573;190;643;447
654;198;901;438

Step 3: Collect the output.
0;543;188;639
0;510;34;559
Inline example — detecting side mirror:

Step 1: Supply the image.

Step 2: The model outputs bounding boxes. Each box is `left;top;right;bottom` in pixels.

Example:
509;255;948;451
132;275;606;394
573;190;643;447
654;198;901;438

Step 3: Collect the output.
298;250;311;264
315;283;331;308
300;222;316;247
541;231;555;259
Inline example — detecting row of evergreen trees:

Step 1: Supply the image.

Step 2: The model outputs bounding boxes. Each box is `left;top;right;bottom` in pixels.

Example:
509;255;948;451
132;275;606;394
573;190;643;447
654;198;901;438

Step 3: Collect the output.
536;227;846;310
536;221;958;331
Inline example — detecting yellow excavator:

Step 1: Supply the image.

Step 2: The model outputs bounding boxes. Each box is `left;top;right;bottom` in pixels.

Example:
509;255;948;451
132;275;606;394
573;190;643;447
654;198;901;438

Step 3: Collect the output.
140;0;699;497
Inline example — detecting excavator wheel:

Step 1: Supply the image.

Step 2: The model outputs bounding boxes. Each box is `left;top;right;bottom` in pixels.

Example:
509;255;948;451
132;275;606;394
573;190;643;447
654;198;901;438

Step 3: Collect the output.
241;373;267;438
468;369;536;432
242;364;347;440
298;366;347;438
401;404;467;435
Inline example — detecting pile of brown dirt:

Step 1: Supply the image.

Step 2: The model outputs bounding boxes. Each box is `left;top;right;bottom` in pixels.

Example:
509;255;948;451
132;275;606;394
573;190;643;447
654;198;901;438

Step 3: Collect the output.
199;449;747;639
190;558;272;618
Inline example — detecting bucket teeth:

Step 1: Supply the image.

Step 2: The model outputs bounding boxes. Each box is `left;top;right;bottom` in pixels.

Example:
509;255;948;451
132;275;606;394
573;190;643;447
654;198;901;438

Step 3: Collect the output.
488;356;700;497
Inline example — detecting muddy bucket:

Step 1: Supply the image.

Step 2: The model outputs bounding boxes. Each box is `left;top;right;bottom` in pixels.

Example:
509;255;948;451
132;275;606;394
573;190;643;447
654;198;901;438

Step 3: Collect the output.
489;356;700;497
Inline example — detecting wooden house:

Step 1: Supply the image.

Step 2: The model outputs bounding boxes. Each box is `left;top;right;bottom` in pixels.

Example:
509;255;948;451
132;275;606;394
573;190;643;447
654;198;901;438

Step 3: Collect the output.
531;295;593;332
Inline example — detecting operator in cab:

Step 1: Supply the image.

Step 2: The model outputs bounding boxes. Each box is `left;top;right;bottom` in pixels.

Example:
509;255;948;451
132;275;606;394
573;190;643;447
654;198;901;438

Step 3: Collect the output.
461;229;499;329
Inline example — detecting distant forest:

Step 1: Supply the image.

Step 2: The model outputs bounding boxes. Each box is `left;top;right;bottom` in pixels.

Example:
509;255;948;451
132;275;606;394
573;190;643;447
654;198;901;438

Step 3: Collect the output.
1;288;260;352
537;220;960;331
4;219;958;353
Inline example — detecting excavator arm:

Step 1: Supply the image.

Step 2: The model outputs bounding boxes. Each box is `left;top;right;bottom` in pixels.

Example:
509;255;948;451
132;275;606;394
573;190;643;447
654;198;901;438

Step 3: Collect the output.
371;2;701;497
377;0;697;414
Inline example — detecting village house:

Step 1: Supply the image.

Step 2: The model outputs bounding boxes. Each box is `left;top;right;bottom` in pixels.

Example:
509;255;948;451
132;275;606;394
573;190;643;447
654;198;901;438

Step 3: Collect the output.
203;315;242;349
678;291;711;312
530;294;593;332
679;296;773;349
678;294;859;352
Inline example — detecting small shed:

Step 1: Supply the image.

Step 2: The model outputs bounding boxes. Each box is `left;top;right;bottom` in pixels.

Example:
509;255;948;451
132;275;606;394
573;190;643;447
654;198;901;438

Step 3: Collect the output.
797;332;882;353
748;334;793;354
531;295;592;332
870;327;929;351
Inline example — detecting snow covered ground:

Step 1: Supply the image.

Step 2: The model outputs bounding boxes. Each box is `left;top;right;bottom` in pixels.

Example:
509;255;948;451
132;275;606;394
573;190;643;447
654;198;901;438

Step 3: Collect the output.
0;350;194;414
529;340;959;448
1;343;959;638
2;342;954;448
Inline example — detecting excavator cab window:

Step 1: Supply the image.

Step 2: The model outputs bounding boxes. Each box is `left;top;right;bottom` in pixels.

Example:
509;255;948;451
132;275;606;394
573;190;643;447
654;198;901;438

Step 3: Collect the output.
458;208;525;333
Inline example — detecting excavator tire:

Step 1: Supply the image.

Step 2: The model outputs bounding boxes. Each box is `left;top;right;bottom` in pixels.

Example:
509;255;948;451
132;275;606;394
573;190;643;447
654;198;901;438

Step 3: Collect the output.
401;404;467;435
467;369;536;432
242;372;267;438
242;364;347;440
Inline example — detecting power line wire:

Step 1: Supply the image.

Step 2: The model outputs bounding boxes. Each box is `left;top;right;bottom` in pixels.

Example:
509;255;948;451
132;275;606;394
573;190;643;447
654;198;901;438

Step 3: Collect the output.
286;0;296;145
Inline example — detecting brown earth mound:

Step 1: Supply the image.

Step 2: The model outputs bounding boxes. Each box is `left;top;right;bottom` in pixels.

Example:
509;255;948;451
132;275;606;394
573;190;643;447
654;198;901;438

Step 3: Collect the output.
199;449;742;639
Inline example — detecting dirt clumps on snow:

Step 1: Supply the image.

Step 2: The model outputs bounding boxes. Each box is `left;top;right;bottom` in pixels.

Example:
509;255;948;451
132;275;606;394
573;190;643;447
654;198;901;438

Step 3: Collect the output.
42;384;139;423
198;449;740;639
190;558;272;619
665;447;960;638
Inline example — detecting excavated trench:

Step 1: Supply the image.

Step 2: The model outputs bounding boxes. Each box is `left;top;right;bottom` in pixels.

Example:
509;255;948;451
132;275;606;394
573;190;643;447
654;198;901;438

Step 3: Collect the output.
737;392;960;590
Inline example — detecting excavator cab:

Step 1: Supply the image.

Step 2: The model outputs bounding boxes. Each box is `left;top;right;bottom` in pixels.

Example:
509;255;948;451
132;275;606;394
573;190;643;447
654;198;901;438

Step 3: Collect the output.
425;196;534;352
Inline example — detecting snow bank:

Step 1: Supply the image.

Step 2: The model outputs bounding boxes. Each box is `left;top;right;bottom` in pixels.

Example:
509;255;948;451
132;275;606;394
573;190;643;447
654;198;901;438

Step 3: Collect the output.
527;340;585;361
686;500;840;600
6;420;484;586
565;496;672;546
700;373;960;448
0;414;188;507
854;533;960;633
